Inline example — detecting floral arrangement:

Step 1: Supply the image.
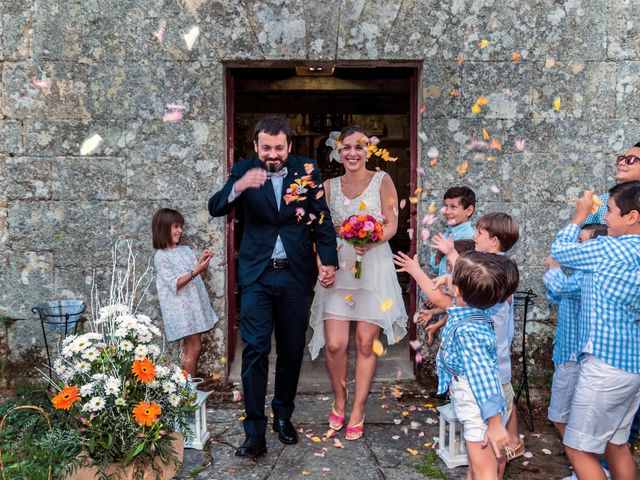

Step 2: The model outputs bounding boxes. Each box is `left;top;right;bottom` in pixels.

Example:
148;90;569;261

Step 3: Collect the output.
284;174;317;204
46;240;195;476
325;131;398;163
338;214;383;278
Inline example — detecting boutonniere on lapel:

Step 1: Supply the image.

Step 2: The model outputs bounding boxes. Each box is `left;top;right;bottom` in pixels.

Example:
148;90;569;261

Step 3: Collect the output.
283;175;315;204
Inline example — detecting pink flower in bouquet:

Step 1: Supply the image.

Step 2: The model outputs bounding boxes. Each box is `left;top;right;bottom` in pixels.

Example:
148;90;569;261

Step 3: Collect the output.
338;214;384;279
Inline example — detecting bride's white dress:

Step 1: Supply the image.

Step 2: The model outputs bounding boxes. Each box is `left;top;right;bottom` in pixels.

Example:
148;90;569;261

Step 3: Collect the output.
308;171;408;359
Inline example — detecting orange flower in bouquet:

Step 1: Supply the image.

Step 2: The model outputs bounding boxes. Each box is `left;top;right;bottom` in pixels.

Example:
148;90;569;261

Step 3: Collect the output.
338;214;383;278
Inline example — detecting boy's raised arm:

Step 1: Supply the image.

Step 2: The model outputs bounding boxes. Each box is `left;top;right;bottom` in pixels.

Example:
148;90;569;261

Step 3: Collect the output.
393;252;453;310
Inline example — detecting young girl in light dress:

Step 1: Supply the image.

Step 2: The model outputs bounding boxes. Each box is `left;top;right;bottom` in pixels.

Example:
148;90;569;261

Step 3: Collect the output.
152;208;218;377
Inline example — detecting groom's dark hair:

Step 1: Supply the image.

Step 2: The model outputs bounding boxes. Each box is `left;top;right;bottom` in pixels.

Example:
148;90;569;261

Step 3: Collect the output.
254;116;292;143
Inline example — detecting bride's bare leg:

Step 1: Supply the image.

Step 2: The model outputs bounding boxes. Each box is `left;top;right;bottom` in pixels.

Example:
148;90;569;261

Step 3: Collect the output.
350;321;381;425
324;319;350;415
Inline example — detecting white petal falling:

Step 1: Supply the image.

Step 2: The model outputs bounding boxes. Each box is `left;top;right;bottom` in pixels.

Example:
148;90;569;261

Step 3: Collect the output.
183;26;200;51
80;134;103;156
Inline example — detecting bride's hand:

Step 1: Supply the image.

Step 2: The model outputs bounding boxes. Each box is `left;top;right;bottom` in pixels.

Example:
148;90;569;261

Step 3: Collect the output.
354;244;370;256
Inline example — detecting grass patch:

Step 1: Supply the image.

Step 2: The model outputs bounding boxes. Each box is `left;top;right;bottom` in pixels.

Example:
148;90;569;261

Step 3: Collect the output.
413;449;447;479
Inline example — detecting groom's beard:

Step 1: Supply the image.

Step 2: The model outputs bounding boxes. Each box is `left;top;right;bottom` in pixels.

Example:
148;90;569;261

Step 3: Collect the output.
263;158;286;173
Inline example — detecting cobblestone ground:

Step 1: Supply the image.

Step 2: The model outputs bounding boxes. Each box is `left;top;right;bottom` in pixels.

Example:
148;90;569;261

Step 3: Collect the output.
174;382;640;480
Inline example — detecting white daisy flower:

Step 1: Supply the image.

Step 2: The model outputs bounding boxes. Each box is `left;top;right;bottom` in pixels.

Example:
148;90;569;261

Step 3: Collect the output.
115;397;126;406
171;370;187;385
138;331;153;343
137;314;151;324
81;402;91;412
149;325;162;337
134;345;148;360
104;377;120;396
156;365;169;378
114;328;128;338
148;380;160;389
75;361;91;373
88;396;106;412
80;382;94;396
162;381;176;394
91;373;107;382
82;347;100;361
120;340;134;352
168;394;180;407
147;345;161;358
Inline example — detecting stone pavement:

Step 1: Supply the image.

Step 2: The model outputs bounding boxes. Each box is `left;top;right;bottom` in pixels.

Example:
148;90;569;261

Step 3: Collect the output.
174;382;589;480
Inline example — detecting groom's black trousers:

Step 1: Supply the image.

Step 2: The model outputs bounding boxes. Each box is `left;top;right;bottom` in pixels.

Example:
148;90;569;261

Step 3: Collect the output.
239;264;310;437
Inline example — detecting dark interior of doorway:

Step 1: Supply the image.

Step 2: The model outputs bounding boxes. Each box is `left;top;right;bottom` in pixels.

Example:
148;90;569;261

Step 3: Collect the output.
227;65;416;388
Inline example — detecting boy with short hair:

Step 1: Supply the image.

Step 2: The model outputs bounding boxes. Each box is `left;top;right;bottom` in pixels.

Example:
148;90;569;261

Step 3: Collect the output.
551;182;640;480
544;223;608;439
432;212;523;462
429;186;477;276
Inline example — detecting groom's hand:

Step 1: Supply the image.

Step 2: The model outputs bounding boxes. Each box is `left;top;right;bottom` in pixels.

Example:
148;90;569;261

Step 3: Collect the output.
318;265;336;288
235;168;267;194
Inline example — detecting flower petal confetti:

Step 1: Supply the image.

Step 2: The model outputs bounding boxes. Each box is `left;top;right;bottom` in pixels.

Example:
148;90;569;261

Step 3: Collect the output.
591;194;603;213
455;160;469;175
333;438;344;448
406;448;419;456
478;39;489;49
359;201;367;211
380;298;393;312
163;110;184;123
372;339;387;357
183;26;200;51
153;25;165;44
427;146;439;159
31;78;50;89
80;134;103;156
515;139;525;151
512;52;521;62
409;340;422;351
542;448;552;455
553;97;561;111
400;199;407;210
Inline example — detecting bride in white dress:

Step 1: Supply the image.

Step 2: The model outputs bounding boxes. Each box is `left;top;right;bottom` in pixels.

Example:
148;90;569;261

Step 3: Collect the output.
309;127;408;440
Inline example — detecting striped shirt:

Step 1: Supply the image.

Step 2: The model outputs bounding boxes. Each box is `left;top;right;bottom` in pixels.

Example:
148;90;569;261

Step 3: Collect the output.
551;223;640;373
544;268;584;365
429;221;476;275
437;306;506;421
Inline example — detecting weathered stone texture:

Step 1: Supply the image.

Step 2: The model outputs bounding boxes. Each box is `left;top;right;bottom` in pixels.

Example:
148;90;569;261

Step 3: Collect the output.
1;0;638;386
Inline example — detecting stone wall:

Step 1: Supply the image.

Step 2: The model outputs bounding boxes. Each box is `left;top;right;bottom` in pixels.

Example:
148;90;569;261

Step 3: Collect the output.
1;0;638;386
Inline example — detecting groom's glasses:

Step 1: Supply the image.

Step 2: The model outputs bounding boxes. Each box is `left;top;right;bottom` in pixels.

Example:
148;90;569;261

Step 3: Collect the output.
616;154;640;166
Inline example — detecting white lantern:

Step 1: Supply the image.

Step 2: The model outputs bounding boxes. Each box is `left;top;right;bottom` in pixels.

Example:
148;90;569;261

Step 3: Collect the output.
184;389;212;450
436;403;468;468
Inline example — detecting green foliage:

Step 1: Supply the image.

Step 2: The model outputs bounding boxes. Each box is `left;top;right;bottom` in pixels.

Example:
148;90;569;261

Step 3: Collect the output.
0;389;81;480
413;449;448;479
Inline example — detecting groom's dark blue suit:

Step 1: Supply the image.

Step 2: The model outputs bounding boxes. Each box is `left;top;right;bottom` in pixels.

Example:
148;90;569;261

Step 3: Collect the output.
208;154;338;437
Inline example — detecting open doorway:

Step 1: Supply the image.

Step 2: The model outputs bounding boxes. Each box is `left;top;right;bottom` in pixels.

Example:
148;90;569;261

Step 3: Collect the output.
224;63;420;391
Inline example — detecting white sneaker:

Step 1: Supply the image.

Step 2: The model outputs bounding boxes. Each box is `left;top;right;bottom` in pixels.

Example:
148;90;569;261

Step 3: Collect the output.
603;468;612;479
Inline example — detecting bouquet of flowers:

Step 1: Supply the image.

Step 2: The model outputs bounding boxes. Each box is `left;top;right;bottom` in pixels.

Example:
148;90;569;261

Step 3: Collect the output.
338;214;383;279
46;240;195;477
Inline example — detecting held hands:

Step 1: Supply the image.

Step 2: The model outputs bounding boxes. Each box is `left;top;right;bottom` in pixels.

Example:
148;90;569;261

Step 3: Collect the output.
235;168;267;194
431;233;454;255
544;255;560;269
572;190;595;226
318;264;336;288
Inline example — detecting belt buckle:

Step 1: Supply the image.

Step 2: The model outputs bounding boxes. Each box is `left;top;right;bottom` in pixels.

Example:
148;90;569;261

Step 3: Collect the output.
271;258;288;269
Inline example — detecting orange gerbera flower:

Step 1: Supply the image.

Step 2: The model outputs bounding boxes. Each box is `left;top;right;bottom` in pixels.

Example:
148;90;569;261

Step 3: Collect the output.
133;400;161;426
52;385;81;410
131;358;157;383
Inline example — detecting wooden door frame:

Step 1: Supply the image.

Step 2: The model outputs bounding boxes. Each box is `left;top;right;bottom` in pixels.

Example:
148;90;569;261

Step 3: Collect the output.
223;61;421;372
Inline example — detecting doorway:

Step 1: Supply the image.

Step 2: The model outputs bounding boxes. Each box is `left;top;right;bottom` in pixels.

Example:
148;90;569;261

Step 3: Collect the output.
224;63;420;391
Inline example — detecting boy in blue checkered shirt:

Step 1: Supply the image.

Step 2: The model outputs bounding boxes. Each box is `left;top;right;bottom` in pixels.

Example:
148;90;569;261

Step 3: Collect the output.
544;223;607;440
551;182;640;480
429;186;477;276
395;250;519;479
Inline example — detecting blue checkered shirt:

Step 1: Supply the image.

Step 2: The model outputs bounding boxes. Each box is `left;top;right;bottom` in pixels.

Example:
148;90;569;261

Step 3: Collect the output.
436;306;506;421
544;268;584;365
551;223;640;373
583;192;608;226
429;221;476;275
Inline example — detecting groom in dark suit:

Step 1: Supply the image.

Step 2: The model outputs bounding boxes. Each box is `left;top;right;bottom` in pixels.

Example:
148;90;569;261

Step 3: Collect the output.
208;117;338;458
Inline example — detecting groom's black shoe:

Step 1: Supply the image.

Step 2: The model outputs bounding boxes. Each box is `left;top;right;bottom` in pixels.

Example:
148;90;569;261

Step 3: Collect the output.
235;436;267;458
272;418;298;445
